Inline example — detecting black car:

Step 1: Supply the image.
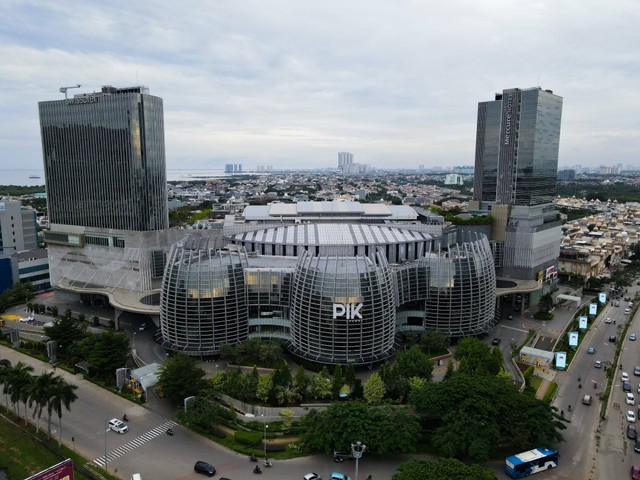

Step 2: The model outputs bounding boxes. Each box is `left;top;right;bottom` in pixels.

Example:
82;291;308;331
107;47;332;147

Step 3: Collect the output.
625;382;633;393
635;439;640;454
492;338;501;345
610;335;617;343
333;451;353;462
629;424;638;440
194;461;216;477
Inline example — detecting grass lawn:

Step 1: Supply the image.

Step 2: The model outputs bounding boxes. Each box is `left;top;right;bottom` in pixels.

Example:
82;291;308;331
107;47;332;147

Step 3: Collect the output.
0;410;117;480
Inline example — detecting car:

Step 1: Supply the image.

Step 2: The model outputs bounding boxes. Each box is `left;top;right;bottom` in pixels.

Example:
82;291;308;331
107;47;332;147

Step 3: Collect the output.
108;418;128;434
635;366;640;376
329;474;353;480
139;323;147;331
629;424;638;439
627;309;632;315
628;393;636;405
611;335;618;343
194;461;216;477
624;372;631;382
507;314;514;320
587;346;596;354
632;334;638;341
594;360;603;369
304;474;322;480
333;451;353;463
582;394;592;405
628;410;637;423
606;317;613;324
632;466;640;479
636;440;640;454
626;382;633;393
492;337;501;345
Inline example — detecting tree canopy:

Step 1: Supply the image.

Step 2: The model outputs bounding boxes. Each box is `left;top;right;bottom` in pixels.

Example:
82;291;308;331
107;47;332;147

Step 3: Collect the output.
302;401;421;456
409;373;567;462
157;354;208;404
392;458;497;480
71;331;130;379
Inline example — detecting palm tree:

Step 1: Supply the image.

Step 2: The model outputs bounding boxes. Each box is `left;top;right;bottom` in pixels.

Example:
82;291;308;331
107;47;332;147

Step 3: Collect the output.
28;371;57;434
47;376;78;445
8;362;34;421
0;359;12;409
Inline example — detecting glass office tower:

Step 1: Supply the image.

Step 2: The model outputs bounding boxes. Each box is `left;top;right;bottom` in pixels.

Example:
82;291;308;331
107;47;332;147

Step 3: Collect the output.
473;87;563;206
38;86;168;231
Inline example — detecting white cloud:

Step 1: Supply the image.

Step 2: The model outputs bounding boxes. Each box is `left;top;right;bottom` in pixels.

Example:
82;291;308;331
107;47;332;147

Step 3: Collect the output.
1;0;640;171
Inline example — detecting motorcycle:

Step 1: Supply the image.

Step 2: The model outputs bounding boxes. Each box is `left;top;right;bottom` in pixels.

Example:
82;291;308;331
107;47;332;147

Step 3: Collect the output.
123;414;129;422
249;455;257;462
166;428;174;436
263;460;273;468
253;465;262;474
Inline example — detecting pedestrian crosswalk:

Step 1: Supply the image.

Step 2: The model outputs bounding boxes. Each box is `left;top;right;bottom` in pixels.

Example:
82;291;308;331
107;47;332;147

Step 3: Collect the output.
94;420;178;467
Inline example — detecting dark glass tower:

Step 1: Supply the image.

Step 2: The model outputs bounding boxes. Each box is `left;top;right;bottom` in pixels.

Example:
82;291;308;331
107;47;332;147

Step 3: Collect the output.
38;86;168;231
473;87;563;206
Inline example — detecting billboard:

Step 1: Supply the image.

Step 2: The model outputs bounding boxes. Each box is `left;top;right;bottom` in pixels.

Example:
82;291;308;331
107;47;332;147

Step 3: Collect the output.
578;316;588;329
599;292;607;303
589;303;598;315
568;331;579;347
555;352;567;370
25;458;74;480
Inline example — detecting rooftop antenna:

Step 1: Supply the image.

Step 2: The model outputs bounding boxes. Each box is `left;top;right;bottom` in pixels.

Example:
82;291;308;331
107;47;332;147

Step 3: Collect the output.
59;84;81;99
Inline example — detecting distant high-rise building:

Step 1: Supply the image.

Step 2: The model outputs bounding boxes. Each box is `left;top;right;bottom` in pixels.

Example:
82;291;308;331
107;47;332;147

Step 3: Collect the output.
338;152;353;170
39;85;168;231
470;87;563;284
473;87;563;207
557;169;576;181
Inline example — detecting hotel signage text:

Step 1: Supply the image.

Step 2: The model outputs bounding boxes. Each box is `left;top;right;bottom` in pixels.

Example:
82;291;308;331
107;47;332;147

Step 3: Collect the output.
67;96;99;105
504;92;513;146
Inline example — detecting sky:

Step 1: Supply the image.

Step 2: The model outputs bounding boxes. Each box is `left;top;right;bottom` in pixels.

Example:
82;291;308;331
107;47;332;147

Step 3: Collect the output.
1;1;639;172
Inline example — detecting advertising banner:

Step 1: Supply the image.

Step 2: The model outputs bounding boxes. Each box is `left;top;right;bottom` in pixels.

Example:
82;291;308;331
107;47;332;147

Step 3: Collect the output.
568;331;579;347
599;292;607;303
25;458;74;480
555;352;567;370
589;303;598;315
578;316;588;329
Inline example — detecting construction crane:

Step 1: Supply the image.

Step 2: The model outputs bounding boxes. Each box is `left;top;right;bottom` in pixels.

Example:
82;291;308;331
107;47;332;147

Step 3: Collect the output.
59;84;81;99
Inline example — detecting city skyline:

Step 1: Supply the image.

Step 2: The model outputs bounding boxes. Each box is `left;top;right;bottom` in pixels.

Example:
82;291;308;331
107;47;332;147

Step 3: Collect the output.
1;1;639;171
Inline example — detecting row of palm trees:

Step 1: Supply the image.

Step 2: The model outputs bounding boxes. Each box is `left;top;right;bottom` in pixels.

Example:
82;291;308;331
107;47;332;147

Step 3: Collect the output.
0;358;78;446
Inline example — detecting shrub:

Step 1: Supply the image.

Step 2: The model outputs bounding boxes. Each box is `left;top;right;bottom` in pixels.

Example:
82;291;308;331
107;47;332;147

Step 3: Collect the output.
235;430;262;446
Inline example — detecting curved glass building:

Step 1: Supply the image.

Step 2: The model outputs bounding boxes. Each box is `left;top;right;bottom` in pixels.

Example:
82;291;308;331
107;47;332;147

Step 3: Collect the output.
160;237;248;356
288;250;396;365
421;234;496;336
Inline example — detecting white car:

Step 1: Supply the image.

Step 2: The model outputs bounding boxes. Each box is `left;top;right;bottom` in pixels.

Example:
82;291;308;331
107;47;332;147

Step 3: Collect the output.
304;474;322;480
623;372;631;382
628;410;637;423
627;393;636;405
605;317;613;324
109;418;128;434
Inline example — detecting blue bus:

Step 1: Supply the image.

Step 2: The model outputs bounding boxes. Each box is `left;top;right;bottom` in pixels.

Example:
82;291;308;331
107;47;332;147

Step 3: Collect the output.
505;447;559;478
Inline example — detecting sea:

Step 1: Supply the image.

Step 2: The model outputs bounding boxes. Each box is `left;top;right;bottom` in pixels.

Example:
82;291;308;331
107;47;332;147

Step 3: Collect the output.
0;168;250;187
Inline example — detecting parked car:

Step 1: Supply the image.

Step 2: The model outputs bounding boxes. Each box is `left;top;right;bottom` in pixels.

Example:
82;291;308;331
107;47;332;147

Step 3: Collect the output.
634;366;640;376
194;461;216;477
330;474;353;480
628;393;636;405
304;474;322;480
632;465;640;479
635;440;640;454
108;418;128;434
628;410;637;423
629;425;638;439
623;372;631;382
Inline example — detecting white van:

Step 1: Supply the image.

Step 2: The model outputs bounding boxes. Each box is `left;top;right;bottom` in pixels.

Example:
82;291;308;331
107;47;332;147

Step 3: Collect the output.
582;394;592;405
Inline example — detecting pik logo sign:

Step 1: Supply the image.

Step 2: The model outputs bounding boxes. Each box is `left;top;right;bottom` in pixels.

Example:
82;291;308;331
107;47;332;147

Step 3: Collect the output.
333;303;363;321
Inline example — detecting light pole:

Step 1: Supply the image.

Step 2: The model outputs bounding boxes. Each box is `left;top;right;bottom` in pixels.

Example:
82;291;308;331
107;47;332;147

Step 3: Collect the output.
98;419;109;473
351;440;366;480
264;423;268;459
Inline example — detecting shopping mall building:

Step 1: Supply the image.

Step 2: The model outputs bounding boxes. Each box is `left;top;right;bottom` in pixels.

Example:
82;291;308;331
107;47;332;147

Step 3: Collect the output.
159;202;498;365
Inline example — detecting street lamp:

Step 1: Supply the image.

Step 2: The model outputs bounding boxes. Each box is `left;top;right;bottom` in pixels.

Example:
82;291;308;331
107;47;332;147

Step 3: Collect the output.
351;441;366;480
264;423;268;458
98;419;110;473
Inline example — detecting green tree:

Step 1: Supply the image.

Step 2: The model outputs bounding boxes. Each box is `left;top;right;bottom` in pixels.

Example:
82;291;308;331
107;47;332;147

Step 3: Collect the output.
28;371;57;434
396;346;434;380
393;458;497;480
293;366;310;398
0;359;12;408
43;316;87;356
363;372;386;405
345;364;356;387
454;337;499;376
47;376;78;445
184;396;224;432
73;331;130;379
310;372;332;400
302;402;420;455
538;293;554;314
157;354;208;404
256;374;273;403
419;330;450;356
332;365;344;399
8;361;34;421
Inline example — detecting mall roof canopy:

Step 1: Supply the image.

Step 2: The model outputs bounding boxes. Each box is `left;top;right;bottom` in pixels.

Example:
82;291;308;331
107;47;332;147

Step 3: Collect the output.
130;363;161;392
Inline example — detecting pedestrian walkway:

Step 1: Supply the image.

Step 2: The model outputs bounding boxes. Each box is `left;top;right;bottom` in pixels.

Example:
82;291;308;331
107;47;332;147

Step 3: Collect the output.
93;420;178;467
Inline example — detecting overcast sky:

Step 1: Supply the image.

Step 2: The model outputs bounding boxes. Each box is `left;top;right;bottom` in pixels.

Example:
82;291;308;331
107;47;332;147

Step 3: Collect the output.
1;1;639;171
